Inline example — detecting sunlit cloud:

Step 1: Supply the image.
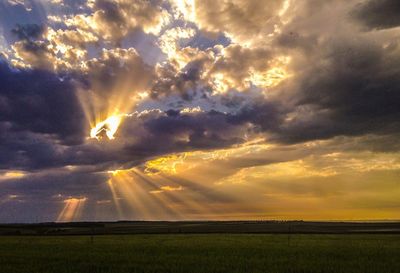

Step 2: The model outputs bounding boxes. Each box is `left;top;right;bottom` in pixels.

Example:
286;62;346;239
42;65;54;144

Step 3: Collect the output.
158;27;197;69
171;0;196;21
65;0;171;40
249;56;291;89
0;171;27;181
150;185;184;194
145;154;187;175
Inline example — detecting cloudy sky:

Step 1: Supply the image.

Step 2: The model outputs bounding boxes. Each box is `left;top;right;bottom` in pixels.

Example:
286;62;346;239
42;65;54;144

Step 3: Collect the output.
0;0;399;222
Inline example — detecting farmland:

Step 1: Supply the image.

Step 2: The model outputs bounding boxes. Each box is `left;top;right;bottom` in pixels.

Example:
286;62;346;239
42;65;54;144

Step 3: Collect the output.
0;222;399;273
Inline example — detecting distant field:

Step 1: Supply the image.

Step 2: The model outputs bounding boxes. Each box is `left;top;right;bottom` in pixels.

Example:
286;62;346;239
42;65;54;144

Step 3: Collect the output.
0;234;399;273
1;221;400;235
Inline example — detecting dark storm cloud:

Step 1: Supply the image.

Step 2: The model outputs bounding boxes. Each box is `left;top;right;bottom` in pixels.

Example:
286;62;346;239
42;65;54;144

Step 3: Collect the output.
141;109;246;150
353;0;400;30
0;91;254;172
0;170;108;200
0;127;64;170
11;23;44;41
227;101;283;132
0;61;92;171
276;31;318;53
151;60;206;100
213;0;400;146
0;61;85;144
0;0;46;45
274;36;400;144
87;109;254;168
42;108;255;170
94;0;125;27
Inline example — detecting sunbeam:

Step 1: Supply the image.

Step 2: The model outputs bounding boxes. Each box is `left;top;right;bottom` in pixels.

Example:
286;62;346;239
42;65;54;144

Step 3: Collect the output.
104;164;239;220
57;197;87;222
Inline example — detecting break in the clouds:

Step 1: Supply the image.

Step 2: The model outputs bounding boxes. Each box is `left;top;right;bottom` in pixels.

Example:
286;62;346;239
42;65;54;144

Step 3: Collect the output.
0;0;399;222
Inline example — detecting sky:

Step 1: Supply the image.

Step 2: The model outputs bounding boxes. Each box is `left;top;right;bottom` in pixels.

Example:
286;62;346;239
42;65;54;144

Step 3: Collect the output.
0;0;399;223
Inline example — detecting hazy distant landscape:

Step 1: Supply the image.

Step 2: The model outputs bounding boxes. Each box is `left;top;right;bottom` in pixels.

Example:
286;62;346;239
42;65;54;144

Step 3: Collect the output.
1;221;400;236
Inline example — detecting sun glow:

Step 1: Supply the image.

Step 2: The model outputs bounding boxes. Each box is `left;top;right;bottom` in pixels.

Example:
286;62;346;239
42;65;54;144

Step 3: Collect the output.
172;0;196;21
249;56;291;89
90;114;122;140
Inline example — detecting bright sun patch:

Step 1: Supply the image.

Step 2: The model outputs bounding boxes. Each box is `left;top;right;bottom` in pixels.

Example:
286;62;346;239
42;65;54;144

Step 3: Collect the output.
90;115;122;140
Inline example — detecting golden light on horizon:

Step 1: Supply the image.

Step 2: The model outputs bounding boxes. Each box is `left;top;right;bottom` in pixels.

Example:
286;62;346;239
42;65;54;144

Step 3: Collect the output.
99;140;400;221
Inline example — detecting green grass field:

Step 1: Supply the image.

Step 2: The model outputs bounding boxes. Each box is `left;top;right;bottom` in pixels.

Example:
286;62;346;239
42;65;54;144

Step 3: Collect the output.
0;234;399;273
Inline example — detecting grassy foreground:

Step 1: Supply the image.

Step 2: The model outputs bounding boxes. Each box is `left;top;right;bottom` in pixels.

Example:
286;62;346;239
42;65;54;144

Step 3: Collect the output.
0;234;399;273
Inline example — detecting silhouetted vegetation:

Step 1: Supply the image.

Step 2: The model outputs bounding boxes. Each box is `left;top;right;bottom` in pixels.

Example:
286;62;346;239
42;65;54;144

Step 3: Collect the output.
1;221;399;235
